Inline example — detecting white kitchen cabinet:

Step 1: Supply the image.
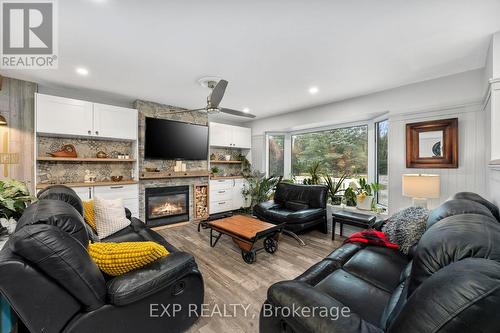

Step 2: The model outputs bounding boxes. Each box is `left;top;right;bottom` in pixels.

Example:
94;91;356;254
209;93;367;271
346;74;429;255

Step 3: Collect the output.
36;93;137;140
94;184;139;216
36;93;93;137
93;103;138;140
209;178;249;214
209;122;251;149
232;178;248;209
209;122;233;147
232;126;251;149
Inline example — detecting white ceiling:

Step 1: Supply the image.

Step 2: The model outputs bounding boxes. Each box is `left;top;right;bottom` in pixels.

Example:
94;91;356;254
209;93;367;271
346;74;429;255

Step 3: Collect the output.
2;0;500;122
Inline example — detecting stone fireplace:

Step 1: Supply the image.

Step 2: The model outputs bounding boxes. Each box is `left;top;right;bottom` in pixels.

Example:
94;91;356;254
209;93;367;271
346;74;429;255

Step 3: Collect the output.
145;186;189;227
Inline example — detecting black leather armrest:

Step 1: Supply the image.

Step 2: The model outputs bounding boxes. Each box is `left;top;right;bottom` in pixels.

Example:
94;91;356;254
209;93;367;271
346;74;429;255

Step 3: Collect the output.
124;207;132;220
262;281;382;333
106;252;197;306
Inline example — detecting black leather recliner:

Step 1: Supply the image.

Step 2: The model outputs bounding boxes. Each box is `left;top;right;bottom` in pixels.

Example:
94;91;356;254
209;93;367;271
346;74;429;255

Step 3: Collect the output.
0;185;204;333
260;192;500;333
254;183;328;244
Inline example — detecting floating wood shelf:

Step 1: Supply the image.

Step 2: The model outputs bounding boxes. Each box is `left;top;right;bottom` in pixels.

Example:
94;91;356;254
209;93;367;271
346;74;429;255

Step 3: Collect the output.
36;180;139;189
210;176;245;180
209;160;242;164
140;170;210;180
37;157;136;162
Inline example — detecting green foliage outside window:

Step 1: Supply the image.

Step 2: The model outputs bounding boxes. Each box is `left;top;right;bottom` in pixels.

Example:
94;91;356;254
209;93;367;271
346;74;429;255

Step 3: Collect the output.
292;125;368;178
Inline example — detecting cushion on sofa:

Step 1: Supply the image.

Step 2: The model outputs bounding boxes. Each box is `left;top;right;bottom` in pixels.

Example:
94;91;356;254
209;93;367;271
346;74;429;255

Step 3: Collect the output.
37;185;84;216
343;246;408;293
16;200;89;247
284;200;309;211
315;269;391;326
382;206;429;255
94;197;131;239
427;199;494;229
88;241;169;276
452;192;500;221
409;213;500;295
10;224;106;311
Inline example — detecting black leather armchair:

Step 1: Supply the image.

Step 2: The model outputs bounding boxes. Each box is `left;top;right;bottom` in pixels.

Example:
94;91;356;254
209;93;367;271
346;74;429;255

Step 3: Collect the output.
254;183;328;245
0;185;204;333
260;192;500;333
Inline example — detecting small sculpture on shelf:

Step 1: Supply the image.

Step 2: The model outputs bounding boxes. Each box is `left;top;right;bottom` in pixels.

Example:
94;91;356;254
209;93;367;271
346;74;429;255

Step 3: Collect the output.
47;144;77;158
84;170;96;183
96;151;108;158
111;175;123;182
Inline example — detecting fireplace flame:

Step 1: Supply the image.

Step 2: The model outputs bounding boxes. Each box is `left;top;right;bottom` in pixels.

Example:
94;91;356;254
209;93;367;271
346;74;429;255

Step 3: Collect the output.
151;201;184;217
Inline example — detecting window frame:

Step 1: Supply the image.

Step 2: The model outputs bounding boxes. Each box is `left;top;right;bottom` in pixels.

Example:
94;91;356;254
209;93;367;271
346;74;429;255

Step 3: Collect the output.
375;119;389;207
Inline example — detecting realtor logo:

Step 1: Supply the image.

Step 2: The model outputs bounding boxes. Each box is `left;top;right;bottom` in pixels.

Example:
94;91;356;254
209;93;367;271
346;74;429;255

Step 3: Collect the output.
1;0;58;69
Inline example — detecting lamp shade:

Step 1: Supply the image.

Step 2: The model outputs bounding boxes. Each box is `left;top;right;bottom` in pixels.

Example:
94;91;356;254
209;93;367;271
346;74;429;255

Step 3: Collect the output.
402;174;440;199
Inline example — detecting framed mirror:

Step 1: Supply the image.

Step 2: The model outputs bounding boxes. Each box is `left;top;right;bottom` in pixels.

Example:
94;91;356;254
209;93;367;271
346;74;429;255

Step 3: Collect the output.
406;118;458;168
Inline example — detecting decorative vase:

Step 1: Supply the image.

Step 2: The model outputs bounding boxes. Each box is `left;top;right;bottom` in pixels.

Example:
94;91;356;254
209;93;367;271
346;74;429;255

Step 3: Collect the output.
356;195;374;211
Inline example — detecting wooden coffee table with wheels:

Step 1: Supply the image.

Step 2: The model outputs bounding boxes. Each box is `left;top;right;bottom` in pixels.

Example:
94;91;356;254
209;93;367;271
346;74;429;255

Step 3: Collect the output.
207;215;285;264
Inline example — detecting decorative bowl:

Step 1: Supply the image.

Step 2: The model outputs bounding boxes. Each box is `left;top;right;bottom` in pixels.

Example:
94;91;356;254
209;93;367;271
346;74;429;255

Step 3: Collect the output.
111;176;123;182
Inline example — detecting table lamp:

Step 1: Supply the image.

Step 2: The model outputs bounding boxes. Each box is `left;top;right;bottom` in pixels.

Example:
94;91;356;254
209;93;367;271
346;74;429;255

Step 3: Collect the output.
402;174;440;208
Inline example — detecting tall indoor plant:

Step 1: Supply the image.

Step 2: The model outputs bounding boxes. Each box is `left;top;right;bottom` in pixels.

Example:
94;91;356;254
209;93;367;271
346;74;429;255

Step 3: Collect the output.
242;170;281;212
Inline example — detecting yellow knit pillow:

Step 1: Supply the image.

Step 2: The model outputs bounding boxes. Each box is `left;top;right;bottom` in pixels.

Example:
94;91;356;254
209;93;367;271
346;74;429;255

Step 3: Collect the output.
88;241;169;276
82;199;96;231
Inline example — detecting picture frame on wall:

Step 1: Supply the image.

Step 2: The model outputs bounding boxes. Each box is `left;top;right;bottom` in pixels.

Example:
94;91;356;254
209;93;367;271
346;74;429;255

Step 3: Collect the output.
406;118;458;168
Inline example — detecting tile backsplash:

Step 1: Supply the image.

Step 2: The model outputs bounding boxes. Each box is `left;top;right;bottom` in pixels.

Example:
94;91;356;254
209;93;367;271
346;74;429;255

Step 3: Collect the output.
37;136;135;184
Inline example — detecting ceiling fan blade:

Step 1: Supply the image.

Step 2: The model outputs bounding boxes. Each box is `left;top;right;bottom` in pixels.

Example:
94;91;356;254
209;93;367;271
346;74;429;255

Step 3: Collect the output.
220;107;256;118
209;79;228;108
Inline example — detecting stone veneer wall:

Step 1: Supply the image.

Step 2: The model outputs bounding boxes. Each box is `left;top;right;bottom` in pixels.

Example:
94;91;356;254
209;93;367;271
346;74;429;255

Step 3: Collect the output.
134;100;209;222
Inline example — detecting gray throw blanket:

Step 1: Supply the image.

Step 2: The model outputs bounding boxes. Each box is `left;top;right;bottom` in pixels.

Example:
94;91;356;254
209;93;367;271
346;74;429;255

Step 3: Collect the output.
382;206;429;255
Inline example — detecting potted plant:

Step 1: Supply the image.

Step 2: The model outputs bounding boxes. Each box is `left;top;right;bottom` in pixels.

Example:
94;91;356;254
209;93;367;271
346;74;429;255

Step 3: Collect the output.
242;170;281;212
0;179;33;234
303;161;322;185
323;172;348;205
351;177;380;211
210;166;220;177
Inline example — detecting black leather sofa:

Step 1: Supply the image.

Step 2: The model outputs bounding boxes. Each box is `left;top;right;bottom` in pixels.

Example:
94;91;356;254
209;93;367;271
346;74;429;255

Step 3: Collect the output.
254;183;328;244
260;192;500;333
0;185;204;333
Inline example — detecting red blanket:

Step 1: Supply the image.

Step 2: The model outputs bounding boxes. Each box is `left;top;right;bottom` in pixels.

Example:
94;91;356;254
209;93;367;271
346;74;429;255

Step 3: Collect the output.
343;229;399;249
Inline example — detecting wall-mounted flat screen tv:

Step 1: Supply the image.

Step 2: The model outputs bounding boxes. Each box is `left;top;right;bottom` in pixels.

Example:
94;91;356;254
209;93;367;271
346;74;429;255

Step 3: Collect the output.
144;117;208;160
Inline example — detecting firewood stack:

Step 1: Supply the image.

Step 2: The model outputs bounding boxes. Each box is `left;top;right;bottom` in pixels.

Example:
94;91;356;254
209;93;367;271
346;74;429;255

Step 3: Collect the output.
194;184;209;220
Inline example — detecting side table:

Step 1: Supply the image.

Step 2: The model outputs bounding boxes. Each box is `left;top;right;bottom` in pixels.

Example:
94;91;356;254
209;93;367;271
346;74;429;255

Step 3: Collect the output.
332;210;377;240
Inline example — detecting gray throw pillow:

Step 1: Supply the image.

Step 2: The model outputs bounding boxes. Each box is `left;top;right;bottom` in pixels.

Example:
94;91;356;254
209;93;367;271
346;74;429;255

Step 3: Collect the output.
382;206;429;255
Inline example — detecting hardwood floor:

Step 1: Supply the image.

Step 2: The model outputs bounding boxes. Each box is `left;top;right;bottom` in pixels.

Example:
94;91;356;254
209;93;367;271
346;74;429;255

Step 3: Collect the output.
157;221;344;333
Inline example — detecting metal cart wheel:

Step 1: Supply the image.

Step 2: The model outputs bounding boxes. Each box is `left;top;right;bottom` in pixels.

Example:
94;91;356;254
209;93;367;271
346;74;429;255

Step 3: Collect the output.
241;249;256;264
264;237;278;254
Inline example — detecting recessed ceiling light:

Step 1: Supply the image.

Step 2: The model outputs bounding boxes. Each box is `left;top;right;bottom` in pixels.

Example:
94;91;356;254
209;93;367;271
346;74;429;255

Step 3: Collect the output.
309;86;319;95
243;107;250;113
76;67;89;76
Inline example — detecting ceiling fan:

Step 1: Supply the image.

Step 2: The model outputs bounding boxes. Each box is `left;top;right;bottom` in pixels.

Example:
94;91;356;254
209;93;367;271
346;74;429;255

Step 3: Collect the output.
175;78;256;118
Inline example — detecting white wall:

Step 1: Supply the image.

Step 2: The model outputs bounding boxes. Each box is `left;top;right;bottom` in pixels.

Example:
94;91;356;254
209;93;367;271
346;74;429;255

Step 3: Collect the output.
388;105;486;214
486;31;500;207
248;68;489;212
